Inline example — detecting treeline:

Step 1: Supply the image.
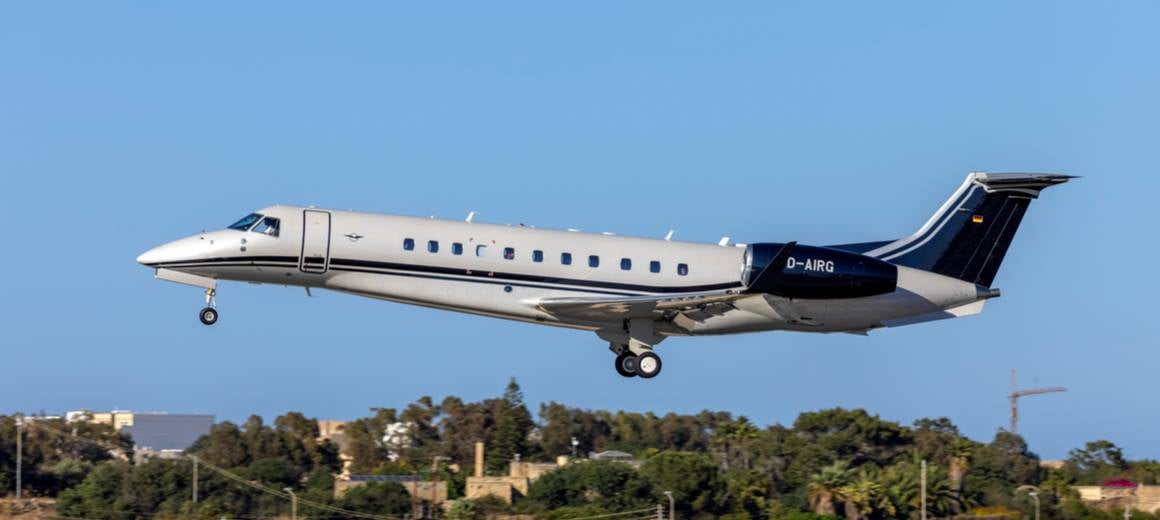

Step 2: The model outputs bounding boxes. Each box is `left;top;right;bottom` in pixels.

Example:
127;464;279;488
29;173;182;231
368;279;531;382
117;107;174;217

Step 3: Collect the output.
2;379;1159;519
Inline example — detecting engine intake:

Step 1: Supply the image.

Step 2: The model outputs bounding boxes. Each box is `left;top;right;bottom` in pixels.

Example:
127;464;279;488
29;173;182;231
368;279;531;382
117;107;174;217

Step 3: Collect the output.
743;242;897;299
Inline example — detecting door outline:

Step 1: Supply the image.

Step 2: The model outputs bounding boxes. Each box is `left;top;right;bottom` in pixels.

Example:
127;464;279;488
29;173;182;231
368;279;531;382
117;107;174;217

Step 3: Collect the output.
299;210;332;273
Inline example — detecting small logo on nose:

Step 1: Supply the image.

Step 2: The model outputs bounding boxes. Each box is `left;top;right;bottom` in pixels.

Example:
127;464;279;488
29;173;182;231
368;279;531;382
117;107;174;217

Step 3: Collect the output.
345;233;364;242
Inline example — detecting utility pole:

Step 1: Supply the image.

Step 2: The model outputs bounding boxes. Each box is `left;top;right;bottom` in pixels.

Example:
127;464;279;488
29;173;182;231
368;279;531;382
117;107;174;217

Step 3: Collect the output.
920;459;927;520
14;414;23;500
283;488;297;520
191;455;199;503
431;456;448;519
1009;369;1066;434
664;491;674;520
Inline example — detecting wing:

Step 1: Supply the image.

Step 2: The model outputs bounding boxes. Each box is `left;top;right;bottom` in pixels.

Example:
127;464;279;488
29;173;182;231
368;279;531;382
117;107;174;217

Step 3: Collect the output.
534;290;749;328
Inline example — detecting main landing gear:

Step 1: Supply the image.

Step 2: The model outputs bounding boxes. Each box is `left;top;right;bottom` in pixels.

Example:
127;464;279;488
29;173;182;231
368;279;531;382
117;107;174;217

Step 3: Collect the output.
199;288;218;326
613;349;662;379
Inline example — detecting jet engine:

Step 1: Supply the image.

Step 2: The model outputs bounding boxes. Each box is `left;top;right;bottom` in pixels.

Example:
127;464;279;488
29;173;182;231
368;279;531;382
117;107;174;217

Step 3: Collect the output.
743;242;897;299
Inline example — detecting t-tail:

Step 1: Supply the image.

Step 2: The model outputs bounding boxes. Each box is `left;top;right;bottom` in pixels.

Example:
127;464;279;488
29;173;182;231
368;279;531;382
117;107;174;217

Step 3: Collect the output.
833;172;1074;288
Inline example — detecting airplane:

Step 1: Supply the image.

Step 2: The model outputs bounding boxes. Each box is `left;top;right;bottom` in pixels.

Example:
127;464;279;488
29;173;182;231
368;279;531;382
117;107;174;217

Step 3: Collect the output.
137;172;1072;379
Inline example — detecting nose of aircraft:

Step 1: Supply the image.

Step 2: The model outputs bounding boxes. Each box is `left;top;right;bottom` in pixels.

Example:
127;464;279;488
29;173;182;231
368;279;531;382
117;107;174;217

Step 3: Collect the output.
136;235;211;266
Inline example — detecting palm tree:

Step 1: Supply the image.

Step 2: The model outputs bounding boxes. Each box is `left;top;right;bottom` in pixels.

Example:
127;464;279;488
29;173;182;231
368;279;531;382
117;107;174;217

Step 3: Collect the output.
730;416;761;470
808;461;853;516
948;438;973;496
840;470;895;520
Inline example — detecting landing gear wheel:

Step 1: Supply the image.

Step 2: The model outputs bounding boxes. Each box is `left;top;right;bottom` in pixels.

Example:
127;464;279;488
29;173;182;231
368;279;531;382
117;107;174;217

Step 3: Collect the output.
199;307;218;326
635;351;662;379
615;352;638;378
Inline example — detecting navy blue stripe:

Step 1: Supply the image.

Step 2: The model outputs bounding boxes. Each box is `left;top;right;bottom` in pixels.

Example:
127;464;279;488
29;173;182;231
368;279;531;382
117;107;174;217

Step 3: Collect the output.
871;185;975;258
149;256;743;294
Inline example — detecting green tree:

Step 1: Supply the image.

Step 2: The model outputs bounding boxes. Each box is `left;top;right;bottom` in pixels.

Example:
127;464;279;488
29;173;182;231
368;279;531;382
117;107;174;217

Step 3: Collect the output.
525;460;652;511
640;451;724;518
807;461;852;516
339;481;412;517
487;378;533;473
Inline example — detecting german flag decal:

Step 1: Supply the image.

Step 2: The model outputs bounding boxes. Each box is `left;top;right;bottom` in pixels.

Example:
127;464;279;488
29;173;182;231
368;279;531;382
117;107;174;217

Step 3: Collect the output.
972;215;985;223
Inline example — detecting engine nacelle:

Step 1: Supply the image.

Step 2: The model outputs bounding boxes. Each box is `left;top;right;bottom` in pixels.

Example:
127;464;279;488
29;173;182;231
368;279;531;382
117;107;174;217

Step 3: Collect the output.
743;242;897;299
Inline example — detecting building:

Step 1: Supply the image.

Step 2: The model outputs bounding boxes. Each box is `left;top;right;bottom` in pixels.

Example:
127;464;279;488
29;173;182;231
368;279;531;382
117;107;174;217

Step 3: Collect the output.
67;410;135;430
1073;483;1160;513
465;443;589;504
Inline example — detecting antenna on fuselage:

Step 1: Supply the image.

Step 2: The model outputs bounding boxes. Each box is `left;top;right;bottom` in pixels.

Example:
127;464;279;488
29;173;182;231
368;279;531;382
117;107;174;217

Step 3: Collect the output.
718;236;731;246
664;230;675;241
466;211;477;223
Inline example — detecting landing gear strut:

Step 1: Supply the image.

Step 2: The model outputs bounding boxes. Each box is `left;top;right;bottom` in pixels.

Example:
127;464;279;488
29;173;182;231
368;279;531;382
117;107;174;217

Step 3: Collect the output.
199;288;218;326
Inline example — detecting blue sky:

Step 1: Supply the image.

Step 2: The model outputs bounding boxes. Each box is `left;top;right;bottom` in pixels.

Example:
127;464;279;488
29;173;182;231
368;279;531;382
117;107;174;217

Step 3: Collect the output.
2;2;1157;460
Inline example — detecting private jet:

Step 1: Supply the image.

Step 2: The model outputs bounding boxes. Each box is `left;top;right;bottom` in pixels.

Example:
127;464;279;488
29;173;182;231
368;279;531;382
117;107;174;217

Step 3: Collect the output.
138;172;1072;378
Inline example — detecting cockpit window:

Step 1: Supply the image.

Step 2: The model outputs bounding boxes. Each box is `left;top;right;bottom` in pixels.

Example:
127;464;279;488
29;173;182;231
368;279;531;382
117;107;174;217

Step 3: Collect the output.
251;217;280;237
228;213;263;231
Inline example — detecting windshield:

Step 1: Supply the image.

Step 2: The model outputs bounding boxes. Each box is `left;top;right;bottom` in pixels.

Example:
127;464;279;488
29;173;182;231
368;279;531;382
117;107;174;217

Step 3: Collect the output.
228;213;263;231
251;216;280;237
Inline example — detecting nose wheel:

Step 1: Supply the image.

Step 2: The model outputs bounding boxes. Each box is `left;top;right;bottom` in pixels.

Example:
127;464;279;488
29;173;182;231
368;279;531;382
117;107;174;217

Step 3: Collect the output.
199;288;218;326
613;350;662;379
199;307;219;325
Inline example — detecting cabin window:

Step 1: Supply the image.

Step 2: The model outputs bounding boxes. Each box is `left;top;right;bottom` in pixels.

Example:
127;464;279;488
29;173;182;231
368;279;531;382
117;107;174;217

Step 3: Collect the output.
533;250;544;263
589;255;600;268
504;247;516;260
475;245;488;257
403;238;415;251
452;243;464;255
677;263;689;276
561;252;572;265
251;217;280;237
426;240;438;253
650;260;661;273
620;258;632;271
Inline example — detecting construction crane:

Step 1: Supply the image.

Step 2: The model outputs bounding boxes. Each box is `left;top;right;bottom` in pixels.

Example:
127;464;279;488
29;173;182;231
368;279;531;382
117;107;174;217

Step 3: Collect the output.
1009;369;1066;434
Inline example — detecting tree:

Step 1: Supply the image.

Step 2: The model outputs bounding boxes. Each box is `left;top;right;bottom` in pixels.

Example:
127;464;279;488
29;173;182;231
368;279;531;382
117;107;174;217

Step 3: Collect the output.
340;481;412;516
1067;440;1130;485
807;461;852;516
487;378;533;473
640;452;724;518
525;460;652;511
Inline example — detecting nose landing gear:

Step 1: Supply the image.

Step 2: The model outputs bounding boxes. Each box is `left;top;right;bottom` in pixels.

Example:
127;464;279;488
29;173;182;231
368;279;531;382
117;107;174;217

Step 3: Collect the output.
199;288;218;326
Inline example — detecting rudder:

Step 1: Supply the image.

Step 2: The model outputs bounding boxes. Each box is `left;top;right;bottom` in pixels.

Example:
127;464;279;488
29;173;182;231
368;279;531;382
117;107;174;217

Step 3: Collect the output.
852;173;1073;287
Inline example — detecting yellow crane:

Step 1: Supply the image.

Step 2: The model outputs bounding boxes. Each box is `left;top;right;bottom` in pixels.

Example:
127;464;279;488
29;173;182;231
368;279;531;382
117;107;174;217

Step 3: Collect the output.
1009;369;1066;434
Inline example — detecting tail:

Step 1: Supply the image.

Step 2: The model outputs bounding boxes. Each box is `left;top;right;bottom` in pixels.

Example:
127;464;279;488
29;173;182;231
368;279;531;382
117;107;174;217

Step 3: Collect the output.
833;172;1074;288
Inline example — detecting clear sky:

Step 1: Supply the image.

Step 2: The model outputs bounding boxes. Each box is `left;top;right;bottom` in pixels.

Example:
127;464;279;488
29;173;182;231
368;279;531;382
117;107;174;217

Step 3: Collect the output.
2;2;1157;460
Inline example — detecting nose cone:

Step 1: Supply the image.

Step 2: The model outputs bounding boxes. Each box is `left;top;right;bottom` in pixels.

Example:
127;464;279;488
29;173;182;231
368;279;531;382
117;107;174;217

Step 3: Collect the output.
136;235;211;267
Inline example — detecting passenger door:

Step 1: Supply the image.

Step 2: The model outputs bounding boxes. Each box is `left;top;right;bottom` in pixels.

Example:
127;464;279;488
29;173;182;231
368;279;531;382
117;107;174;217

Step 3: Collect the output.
299;210;331;273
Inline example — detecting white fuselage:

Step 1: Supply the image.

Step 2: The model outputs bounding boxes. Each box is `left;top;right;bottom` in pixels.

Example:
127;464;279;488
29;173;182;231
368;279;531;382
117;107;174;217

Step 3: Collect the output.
138;205;988;339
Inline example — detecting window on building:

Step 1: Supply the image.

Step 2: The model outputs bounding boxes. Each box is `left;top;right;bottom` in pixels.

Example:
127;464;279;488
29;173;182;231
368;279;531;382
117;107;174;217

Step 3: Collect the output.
476;245;488;257
533;250;544;263
589;255;600;268
427;240;439;253
452;242;464;255
403;238;415;251
650;261;661;273
677;263;689;276
561;252;572;265
620;258;632;271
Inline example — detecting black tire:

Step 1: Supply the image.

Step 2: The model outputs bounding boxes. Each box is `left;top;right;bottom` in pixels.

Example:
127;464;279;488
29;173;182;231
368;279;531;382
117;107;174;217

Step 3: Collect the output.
199;307;218;326
635;351;662;379
615;352;638;378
